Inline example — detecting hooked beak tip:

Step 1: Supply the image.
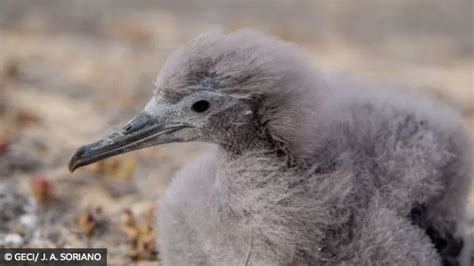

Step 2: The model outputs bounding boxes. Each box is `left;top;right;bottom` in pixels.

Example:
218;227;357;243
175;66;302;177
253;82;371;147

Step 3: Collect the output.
68;146;87;173
68;159;78;173
68;163;77;173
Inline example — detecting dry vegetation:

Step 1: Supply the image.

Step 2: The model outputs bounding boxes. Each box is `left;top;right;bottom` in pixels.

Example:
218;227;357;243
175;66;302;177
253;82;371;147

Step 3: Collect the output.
0;1;472;264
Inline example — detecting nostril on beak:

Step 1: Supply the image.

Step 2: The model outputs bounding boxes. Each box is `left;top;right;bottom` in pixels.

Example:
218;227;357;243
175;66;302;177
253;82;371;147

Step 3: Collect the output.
123;124;134;134
122;112;152;135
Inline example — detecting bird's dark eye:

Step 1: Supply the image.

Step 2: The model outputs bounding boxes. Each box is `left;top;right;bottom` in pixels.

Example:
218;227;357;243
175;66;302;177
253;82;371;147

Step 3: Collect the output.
191;100;211;113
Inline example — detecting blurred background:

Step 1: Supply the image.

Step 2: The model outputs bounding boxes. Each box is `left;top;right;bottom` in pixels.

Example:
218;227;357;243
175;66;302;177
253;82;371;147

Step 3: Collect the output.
0;0;472;264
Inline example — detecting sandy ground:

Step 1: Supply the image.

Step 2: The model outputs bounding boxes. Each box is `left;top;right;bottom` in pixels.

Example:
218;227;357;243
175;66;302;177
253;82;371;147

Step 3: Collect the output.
0;1;473;265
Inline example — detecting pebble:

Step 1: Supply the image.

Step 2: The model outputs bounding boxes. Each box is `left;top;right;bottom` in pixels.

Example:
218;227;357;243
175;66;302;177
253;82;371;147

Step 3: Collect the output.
20;214;38;229
4;233;24;246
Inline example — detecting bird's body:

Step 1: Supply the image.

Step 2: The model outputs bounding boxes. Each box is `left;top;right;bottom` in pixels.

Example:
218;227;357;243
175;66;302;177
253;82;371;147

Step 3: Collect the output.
158;73;471;266
69;30;472;266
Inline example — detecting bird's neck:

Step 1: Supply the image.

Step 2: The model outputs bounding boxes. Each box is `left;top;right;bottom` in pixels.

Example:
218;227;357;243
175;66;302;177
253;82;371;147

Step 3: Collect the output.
219;125;299;168
219;133;271;157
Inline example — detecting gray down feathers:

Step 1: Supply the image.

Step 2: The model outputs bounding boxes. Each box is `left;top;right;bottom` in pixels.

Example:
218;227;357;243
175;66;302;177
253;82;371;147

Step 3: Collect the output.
155;30;473;266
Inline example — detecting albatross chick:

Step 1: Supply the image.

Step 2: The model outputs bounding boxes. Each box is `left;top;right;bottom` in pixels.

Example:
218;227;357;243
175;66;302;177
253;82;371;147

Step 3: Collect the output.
69;30;473;266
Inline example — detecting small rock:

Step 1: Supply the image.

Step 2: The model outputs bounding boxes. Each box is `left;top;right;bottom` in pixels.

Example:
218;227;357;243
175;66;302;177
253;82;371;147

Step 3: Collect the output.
20;214;37;229
4;233;23;246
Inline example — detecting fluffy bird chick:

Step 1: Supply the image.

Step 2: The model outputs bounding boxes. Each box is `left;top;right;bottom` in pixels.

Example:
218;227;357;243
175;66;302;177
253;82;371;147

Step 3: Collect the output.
69;30;473;266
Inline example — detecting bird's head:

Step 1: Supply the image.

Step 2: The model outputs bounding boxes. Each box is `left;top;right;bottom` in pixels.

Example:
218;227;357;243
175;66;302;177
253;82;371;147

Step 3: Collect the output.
69;30;322;172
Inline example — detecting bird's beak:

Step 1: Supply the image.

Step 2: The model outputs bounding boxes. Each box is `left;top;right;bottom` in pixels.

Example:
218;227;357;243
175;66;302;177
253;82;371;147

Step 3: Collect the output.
68;99;189;172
